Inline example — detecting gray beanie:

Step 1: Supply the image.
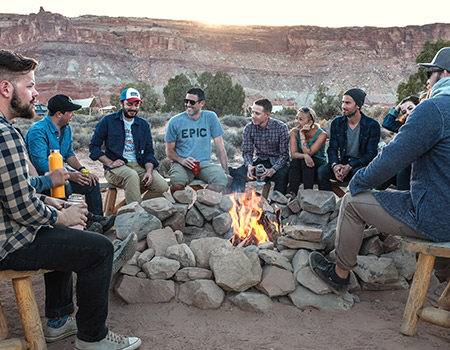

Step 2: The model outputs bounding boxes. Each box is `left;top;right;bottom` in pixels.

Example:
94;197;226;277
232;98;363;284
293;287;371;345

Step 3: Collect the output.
344;88;366;108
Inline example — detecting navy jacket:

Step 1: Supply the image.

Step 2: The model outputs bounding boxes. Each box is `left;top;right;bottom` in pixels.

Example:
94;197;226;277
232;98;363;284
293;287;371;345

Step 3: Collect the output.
89;110;158;170
327;112;380;169
351;77;450;242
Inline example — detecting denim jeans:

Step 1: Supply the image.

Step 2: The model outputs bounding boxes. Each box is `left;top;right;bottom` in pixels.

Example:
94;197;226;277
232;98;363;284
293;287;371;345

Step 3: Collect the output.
288;157;325;194
0;226;113;342
68;180;103;216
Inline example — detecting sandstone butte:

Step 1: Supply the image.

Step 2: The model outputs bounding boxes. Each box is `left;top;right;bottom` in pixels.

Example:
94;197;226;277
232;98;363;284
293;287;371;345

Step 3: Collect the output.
1;7;450;108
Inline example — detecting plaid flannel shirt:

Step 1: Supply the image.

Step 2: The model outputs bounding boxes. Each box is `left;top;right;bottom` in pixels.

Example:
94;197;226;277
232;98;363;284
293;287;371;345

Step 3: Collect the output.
242;118;290;170
0;112;58;261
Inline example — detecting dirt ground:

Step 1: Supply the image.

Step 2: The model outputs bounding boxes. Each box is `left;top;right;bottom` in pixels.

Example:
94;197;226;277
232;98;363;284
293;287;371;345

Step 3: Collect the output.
1;151;449;350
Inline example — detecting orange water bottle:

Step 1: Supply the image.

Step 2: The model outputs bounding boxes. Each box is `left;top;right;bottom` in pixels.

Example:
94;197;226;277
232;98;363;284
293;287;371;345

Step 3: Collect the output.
48;149;65;198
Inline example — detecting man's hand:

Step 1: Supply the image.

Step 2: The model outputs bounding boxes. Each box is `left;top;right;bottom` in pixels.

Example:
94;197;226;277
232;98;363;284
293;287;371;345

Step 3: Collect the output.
335;164;351;182
261;167;276;181
68;171;91;186
55;202;88;227
142;171;154;187
43;197;65;210
110;159;125;169
246;165;256;180
87;173;99;186
46;168;70;187
181;157;196;170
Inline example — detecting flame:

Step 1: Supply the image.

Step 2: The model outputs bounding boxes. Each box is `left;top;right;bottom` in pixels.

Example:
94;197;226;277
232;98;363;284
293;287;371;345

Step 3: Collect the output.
229;188;270;246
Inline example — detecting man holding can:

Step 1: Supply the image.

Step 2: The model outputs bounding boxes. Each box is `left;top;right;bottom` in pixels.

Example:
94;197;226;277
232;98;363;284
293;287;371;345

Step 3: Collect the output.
25;94;114;233
165;87;229;194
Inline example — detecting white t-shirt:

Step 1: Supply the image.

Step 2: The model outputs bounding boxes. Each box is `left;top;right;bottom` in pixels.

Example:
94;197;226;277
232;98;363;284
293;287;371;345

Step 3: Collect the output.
123;119;137;162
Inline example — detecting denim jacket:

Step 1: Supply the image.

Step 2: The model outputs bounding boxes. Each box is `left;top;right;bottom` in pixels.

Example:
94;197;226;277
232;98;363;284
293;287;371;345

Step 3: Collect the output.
89;110;158;170
327;112;380;168
350;77;450;242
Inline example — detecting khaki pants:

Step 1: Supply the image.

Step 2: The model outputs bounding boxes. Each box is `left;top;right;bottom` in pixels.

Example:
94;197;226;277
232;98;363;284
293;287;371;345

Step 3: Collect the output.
105;162;168;204
330;191;427;270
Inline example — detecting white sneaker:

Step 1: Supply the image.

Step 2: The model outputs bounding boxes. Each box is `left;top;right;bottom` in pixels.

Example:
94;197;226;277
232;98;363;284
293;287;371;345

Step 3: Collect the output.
44;316;77;343
112;232;138;275
74;330;142;350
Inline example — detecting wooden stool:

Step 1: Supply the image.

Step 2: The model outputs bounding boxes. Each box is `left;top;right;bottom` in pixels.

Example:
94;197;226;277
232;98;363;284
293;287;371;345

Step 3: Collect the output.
0;269;52;350
399;237;450;335
331;180;349;198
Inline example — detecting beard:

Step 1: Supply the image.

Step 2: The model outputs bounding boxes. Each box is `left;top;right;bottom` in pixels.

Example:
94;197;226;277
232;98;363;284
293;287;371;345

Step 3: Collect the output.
122;108;137;119
10;89;35;120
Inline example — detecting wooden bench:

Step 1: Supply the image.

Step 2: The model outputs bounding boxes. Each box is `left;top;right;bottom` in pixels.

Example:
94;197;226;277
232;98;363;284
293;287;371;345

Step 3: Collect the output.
331;180;349;198
399;237;450;335
0;269;52;350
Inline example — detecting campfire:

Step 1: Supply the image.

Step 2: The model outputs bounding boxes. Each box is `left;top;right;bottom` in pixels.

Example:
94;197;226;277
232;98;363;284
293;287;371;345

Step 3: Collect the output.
229;188;281;247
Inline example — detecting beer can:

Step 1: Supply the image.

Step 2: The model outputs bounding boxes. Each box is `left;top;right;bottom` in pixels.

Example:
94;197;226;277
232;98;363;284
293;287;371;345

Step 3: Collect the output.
81;169;90;176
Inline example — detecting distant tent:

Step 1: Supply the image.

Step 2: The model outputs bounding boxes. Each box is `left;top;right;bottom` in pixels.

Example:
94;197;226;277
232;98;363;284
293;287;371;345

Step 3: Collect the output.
72;97;100;115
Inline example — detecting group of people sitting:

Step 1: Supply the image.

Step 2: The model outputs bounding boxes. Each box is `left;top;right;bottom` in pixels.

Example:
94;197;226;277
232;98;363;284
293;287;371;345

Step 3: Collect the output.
1;46;450;350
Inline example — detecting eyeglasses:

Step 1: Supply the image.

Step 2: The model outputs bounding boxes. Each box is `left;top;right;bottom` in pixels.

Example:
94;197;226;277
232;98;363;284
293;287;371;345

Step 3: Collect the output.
300;107;310;113
426;68;444;79
184;99;202;105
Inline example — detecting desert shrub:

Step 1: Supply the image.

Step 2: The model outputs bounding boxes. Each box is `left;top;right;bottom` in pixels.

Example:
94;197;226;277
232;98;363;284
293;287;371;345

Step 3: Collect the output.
221;115;250;128
222;131;243;149
72;132;93;151
158;157;172;178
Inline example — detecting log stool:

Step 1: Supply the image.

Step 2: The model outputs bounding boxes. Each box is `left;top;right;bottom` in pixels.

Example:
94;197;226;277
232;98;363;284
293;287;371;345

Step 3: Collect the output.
0;269;52;350
399;237;450;335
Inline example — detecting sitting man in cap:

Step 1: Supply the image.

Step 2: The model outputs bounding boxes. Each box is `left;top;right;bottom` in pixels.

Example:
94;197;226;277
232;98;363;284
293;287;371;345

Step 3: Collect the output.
309;48;450;295
25;94;115;233
317;88;380;191
89;88;168;204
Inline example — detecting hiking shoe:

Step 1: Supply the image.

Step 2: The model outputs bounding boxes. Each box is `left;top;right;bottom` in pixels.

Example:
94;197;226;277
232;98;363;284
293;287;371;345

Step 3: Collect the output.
87;222;103;234
44;316;77;343
112;233;138;275
87;213;116;233
74;330;141;350
309;251;349;296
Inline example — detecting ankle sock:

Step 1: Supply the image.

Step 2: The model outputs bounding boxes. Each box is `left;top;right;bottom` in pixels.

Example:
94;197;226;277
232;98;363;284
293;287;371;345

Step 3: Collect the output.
47;315;68;329
330;268;350;285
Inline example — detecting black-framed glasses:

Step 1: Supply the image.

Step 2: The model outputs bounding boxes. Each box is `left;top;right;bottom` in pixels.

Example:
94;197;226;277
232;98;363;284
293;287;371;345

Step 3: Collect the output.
184;98;201;105
426;68;444;79
300;107;310;113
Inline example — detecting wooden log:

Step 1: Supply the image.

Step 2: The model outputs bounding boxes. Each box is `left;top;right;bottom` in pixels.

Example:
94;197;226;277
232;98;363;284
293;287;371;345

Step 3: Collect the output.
418;307;450;328
0;338;29;350
400;253;435;336
437;282;450;311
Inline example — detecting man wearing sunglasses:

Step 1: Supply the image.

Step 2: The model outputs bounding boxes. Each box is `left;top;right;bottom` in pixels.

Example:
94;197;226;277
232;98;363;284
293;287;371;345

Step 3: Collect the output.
309;47;450;296
90;88;169;204
165;87;229;193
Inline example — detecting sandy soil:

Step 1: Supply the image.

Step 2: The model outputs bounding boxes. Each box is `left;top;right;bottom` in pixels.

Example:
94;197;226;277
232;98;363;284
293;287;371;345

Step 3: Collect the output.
1;150;449;350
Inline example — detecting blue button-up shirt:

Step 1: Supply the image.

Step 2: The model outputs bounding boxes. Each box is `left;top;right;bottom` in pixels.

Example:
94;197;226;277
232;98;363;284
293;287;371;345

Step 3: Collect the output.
24;115;76;175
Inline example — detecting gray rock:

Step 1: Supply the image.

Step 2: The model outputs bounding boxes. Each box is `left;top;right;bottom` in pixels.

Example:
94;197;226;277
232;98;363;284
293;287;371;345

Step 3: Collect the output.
219;195;234;212
299;210;331;226
174;267;213;282
163;212;186;232
146;227;179;256
289;284;354;311
228;291;273;313
172;187;196;206
283;225;323;242
115;275;175;304
174;203;188;216
120;263;141;276
142;256;180;279
268;190;288;204
141;197;177;221
165;243;196;267
209;246;262;292
296;265;331;295
194;201;223;221
258;250;293;271
162;191;176;204
258;241;275;251
137;248;155;268
360;276;409;291
190;237;232;268
186;205;204;227
196;188;223;206
287;198;301;213
298;190;336;214
115;210;162;240
292;249;310;278
359;236;383;256
354;255;399;284
174;230;183;244
212;212;232;235
116;202;143;215
178;279;225;309
382;248;417;280
256;265;296;297
277;236;326;250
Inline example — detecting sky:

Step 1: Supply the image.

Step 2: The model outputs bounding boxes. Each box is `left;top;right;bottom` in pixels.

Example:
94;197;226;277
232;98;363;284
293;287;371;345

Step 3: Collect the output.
2;0;449;28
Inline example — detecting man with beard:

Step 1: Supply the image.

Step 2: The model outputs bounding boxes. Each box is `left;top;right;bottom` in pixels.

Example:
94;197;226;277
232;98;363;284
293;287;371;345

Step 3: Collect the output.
0;49;141;349
317;88;380;191
90;88;168;204
165;87;229;194
309;48;450;296
25;94;114;233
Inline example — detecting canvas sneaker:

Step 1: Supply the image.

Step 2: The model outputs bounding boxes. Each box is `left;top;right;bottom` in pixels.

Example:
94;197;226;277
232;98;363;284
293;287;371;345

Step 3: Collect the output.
87;213;116;233
74;330;141;350
86;222;103;234
112;232;138;275
44;316;77;343
309;251;349;296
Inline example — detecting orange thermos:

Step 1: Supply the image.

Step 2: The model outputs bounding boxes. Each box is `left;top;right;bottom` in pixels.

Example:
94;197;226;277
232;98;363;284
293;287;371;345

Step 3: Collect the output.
48;149;65;198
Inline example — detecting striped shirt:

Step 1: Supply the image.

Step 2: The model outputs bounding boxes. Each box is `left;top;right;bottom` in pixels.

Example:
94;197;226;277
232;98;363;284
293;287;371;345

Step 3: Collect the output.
242;118;290;170
0;112;58;261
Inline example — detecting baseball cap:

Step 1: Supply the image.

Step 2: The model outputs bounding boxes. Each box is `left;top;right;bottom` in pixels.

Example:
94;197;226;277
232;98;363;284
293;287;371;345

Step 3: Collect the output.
47;94;82;114
418;47;450;71
120;88;142;102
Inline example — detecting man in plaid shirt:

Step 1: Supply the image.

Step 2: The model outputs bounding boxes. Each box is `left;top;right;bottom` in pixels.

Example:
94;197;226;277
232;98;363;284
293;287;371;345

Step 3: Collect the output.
230;98;290;194
0;50;141;349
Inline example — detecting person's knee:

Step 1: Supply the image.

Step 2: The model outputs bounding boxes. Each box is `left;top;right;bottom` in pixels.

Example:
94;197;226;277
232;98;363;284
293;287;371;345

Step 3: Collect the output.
170;184;185;194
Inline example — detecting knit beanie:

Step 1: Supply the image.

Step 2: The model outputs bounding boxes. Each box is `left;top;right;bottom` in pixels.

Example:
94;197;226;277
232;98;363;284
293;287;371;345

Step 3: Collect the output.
344;88;366;108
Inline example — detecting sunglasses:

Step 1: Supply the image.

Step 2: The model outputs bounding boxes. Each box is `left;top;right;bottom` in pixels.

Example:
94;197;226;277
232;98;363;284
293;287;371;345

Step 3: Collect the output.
426;68;444;79
184;99;202;105
300;107;310;113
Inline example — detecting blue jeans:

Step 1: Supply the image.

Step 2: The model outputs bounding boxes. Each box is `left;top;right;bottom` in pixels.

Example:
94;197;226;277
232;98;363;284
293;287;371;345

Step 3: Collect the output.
68;180;103;216
288;157;325;194
0;226;113;342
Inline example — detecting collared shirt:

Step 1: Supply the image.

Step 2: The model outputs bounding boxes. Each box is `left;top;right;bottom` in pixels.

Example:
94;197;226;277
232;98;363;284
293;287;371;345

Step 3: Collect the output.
24;115;76;175
242;118;290;171
0;112;58;261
